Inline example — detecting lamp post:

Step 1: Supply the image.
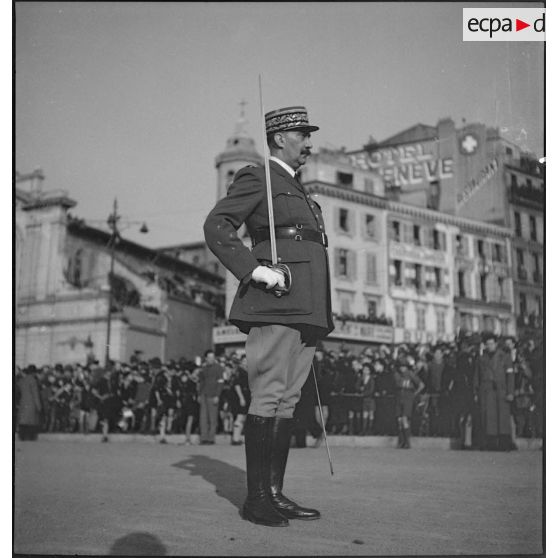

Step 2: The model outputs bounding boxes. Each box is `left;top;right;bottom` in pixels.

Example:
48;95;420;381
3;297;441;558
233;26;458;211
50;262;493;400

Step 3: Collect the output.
104;198;148;369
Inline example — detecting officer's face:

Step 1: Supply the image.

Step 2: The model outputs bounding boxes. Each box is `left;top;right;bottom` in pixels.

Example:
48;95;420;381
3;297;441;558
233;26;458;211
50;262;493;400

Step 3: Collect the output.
279;130;313;170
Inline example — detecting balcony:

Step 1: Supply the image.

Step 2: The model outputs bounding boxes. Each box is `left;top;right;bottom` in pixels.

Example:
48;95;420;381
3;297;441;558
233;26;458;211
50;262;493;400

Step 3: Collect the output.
516;313;543;329
509;183;545;208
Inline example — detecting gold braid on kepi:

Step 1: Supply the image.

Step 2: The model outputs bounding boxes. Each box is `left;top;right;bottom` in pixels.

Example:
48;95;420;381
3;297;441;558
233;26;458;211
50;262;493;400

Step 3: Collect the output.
265;106;319;134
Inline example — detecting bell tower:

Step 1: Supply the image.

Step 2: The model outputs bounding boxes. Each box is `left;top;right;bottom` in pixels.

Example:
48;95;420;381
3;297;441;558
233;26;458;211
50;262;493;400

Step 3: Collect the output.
215;100;262;201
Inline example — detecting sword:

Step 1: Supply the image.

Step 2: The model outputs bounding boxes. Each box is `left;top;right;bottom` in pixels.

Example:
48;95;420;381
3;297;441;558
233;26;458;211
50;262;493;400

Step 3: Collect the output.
311;362;334;475
258;74;291;297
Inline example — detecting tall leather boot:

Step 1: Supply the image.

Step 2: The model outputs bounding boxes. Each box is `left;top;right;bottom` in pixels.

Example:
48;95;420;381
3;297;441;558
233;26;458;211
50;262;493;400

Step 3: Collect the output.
242;415;289;527
269;417;320;520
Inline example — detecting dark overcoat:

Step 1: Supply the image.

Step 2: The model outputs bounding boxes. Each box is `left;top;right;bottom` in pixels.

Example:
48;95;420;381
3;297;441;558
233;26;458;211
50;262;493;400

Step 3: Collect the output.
474;348;514;436
203;160;333;337
17;374;42;427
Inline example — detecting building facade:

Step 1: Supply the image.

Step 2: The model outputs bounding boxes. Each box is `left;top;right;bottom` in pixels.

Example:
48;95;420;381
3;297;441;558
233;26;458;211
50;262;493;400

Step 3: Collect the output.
16;172;223;367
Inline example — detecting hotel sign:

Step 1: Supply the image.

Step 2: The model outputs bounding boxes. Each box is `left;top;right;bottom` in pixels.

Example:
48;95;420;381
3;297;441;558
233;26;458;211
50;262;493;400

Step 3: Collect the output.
331;320;394;343
213;325;247;345
349;142;454;187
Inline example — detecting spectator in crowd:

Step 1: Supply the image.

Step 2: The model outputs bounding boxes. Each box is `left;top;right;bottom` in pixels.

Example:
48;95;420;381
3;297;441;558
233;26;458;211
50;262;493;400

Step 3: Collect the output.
474;333;515;451
17;365;42;441
312;349;335;445
394;353;424;449
218;362;234;436
132;366;153;433
357;362;376;435
152;362;177;444
424;346;445;436
178;363;200;445
230;355;250;446
197;349;224;445
90;365;113;443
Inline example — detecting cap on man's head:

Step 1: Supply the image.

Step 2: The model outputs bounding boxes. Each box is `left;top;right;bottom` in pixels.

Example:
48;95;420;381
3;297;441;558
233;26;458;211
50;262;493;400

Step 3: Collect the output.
265;106;319;135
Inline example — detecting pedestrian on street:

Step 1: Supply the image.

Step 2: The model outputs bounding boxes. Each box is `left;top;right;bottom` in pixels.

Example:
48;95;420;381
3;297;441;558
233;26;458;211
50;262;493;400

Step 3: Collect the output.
16;365;42;441
197;350;224;445
204;105;333;527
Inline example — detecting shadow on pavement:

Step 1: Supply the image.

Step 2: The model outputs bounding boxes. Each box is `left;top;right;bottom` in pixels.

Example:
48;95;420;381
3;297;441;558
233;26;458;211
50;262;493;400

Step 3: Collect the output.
108;532;167;555
172;455;246;512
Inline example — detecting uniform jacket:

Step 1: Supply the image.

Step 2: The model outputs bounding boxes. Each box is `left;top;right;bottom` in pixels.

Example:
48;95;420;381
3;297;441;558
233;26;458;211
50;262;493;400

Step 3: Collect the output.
17;374;42;427
203;160;333;337
198;363;225;398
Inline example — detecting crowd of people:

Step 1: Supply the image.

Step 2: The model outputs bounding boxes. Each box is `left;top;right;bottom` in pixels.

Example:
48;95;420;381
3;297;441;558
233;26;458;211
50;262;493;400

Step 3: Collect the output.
15;332;543;451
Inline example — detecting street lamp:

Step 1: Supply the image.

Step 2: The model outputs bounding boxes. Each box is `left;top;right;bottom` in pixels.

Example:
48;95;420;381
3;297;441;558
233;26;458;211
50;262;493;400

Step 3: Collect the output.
104;198;148;368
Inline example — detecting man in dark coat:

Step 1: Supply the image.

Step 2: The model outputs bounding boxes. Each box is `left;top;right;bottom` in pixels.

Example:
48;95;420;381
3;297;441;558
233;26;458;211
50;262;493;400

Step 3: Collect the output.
474;333;515;450
197;349;224;445
204;106;332;527
17;365;42;441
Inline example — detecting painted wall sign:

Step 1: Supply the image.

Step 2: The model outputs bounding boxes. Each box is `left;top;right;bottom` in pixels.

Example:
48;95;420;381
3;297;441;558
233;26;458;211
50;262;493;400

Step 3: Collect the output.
456;158;499;208
349;142;454;187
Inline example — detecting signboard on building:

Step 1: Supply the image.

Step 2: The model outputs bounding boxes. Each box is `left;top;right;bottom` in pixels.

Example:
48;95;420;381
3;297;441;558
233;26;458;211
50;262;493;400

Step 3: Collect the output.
394;328;454;344
389;242;447;265
331;320;394;344
349;141;454;187
213;325;247;345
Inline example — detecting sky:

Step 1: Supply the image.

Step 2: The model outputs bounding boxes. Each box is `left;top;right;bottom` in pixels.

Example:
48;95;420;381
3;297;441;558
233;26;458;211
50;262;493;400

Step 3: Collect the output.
15;2;545;248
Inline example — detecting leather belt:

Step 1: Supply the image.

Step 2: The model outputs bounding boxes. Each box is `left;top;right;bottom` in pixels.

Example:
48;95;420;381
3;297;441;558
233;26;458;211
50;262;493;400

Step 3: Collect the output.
252;225;328;248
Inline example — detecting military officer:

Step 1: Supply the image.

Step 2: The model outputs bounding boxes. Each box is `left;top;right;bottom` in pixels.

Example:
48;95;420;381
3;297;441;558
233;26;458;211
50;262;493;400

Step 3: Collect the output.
204;106;333;527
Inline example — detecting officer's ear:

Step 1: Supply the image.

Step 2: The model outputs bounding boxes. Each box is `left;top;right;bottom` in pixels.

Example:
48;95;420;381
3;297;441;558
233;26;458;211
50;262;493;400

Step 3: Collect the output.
272;132;286;149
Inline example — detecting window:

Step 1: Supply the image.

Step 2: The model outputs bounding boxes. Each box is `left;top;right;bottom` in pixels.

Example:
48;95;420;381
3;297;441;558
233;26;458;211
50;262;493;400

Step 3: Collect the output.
365;253;377;285
532;253;541;282
338;291;353;315
192;255;200;265
66;249;83;288
434;268;442;291
455;234;466;256
492;243;503;262
338;248;348;277
519;292;527;315
390;260;402;286
364;214;376;239
416;306;426;331
395;304;405;328
480;273;487;301
415;264;423;290
335;248;356;280
516;248;526;279
436;309;446;336
458;270;466;297
526;178;532;189
339;208;349;232
511;174;518;188
529;215;537;242
337;171;354;187
367;299;377;318
506;147;513;157
535;295;542;317
477;239;485;257
390;220;401;242
413;225;421;246
404;263;416;289
497;276;505;302
514;212;522;237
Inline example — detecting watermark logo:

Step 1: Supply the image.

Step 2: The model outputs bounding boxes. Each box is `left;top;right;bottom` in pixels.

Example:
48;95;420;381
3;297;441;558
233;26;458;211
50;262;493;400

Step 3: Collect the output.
463;8;545;41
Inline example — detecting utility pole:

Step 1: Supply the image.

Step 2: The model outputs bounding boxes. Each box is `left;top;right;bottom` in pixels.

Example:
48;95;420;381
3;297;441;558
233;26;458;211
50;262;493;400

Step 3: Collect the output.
105;198;120;369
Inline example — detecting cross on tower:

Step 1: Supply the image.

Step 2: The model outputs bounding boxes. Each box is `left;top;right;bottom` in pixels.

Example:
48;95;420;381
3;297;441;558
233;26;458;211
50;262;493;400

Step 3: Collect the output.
239;99;247;118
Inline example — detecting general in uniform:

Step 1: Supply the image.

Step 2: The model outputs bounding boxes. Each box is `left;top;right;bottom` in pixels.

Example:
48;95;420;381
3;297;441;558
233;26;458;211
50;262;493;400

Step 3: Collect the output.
204;106;333;527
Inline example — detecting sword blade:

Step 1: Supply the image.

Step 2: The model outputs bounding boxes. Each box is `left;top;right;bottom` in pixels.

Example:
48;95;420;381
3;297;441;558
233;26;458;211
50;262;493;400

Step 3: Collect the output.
258;74;278;265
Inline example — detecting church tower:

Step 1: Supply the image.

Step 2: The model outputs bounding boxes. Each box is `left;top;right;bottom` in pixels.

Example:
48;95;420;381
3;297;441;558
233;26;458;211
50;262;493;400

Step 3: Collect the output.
214;100;262;201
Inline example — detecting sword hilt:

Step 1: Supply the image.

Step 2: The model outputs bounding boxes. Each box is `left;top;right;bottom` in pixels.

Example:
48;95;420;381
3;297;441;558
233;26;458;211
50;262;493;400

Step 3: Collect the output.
265;263;292;297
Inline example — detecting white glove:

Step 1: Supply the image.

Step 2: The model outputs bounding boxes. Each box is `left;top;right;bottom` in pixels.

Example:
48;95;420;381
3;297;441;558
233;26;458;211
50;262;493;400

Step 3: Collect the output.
251;265;285;289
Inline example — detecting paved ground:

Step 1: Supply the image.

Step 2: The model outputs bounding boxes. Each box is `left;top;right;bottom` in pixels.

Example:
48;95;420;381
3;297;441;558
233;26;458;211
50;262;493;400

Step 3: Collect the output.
14;438;543;556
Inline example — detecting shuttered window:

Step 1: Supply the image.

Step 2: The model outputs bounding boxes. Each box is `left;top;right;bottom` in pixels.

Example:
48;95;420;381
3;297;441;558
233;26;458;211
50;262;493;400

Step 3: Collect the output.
365;253;377;285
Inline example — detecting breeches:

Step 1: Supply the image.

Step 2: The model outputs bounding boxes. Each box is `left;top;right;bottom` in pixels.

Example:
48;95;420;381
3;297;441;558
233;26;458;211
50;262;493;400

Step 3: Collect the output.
245;324;317;418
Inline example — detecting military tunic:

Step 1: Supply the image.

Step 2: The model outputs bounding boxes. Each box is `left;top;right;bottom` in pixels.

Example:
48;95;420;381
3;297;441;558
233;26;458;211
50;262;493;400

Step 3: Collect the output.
203;160;333;337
